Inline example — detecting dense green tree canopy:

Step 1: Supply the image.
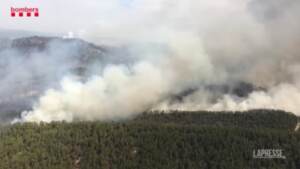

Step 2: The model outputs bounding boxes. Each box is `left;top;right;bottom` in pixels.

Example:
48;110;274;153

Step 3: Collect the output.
0;109;299;169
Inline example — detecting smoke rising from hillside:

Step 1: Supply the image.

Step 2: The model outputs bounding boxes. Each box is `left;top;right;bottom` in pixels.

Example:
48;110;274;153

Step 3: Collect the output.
0;38;95;123
8;0;300;122
21;34;216;122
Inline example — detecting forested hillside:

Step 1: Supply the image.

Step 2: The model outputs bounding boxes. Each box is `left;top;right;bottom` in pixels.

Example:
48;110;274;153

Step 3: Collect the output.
134;109;298;130
0;110;299;169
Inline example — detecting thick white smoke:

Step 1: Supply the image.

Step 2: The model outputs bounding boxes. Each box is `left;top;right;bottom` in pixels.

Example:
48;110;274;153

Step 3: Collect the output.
22;63;168;122
13;0;300;122
156;83;300;116
21;33;217;122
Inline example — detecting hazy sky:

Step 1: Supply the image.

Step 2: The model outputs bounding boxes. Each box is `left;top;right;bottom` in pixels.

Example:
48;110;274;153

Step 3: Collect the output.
0;0;134;35
1;0;262;42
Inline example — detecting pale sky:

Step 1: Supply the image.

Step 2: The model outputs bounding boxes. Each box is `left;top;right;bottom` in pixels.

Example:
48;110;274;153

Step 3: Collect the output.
0;0;273;44
0;0;134;35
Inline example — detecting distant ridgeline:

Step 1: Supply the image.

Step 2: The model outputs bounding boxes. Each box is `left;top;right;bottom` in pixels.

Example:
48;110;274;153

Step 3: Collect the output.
0;109;299;169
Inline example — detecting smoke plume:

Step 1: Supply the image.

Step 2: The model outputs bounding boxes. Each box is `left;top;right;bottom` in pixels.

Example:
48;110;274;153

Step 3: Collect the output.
1;0;300;122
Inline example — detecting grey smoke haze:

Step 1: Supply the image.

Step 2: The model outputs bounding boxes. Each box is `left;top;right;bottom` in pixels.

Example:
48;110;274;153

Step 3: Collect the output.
0;38;95;122
0;0;300;122
0;37;132;123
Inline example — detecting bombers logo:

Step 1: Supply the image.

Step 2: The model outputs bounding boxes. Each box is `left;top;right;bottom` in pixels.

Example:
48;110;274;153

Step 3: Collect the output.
11;7;39;17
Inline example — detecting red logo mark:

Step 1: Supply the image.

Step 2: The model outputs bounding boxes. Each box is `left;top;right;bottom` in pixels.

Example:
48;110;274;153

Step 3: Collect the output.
11;7;39;17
